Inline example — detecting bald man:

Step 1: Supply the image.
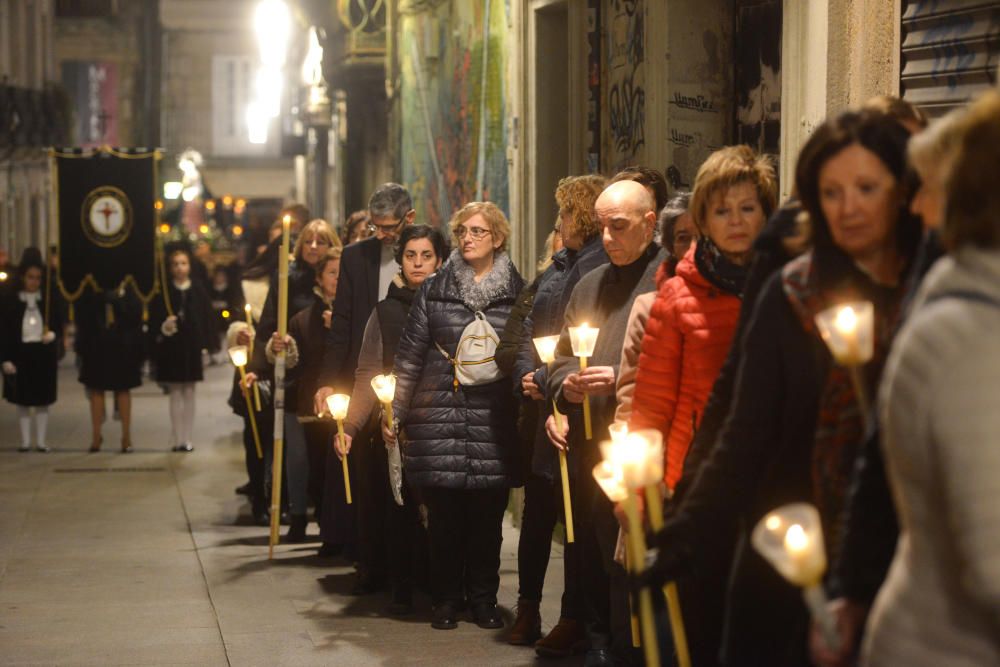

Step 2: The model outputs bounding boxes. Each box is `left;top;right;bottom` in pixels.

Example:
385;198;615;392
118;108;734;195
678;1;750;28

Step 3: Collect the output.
546;180;667;666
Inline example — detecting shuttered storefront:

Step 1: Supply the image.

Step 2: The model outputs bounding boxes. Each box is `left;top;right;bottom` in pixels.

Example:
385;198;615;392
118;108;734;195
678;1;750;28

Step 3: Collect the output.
900;1;1000;117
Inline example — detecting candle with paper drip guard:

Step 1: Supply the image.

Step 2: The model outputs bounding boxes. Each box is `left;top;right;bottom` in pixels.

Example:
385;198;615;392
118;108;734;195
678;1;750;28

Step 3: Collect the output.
244;303;261;411
598;428;692;667
370;374;396;428
752;503;840;651
568;323;599;439
326;393;353;505
814;301;875;427
228;345;262;459
533;334;574;543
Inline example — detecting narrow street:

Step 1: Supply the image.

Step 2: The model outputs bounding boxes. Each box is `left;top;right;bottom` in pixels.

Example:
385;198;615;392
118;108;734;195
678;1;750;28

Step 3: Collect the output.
0;357;573;666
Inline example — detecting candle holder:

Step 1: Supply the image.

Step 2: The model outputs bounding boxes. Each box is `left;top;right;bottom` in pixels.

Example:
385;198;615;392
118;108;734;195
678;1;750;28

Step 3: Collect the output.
814;301;874;427
326;393;353;505
752;503;840;651
371;374;404;507
370;374;397;428
534;334;574;544
228;345;262;459
568;324;599;439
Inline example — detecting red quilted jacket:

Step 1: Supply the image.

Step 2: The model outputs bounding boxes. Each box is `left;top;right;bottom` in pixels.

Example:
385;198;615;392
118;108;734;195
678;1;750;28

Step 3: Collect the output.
629;246;741;488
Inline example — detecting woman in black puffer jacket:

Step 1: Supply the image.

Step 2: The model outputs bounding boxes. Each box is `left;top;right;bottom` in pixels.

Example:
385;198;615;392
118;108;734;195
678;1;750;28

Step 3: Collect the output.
387;202;525;632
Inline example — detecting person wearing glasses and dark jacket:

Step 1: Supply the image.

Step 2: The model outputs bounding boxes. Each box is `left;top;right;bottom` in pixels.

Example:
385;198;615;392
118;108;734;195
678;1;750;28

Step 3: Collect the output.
313;183;416;570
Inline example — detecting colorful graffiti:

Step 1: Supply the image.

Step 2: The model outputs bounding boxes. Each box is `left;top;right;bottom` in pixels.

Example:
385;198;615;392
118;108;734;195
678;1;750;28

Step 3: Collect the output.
398;1;509;228
605;0;645;170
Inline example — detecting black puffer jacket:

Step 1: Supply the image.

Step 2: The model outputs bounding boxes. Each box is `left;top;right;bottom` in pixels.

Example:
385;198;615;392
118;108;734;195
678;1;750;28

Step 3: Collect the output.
393;250;525;489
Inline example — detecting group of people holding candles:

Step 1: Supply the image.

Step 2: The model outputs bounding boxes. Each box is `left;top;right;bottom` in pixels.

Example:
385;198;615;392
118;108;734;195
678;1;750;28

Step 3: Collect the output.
274;89;998;667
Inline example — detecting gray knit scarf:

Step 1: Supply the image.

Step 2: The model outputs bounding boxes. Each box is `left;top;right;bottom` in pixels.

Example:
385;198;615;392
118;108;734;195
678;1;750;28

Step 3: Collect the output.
449;249;514;312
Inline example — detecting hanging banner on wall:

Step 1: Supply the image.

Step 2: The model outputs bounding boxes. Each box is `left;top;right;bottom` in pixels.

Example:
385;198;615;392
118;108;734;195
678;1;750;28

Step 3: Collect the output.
51;147;162;314
60;61;120;148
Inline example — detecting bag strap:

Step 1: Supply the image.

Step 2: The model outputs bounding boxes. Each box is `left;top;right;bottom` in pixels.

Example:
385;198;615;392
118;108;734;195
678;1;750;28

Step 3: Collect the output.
434;340;460;392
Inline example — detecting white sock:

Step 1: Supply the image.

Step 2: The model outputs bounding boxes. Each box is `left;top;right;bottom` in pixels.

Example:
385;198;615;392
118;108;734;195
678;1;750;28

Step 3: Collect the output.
181;384;196;446
168;385;184;446
17;406;31;447
36;407;49;448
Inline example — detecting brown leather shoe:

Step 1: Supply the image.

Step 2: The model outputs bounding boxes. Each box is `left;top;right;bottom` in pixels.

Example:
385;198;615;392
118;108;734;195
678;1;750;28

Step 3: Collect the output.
534;617;589;658
507;599;542;645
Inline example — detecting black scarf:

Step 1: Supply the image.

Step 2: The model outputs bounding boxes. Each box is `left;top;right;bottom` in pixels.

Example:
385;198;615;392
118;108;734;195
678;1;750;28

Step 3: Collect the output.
694;237;750;298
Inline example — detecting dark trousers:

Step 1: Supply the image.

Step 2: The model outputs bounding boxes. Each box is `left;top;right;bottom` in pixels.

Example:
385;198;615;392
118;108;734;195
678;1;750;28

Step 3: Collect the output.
424;486;509;607
577;461;633;656
386;478;426;593
242;410;273;512
355;429;388;580
517;473;583;620
319;429;358;549
303;422;328;515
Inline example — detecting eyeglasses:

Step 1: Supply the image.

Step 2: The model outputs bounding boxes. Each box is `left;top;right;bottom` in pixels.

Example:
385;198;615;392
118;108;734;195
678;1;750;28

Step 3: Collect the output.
367;211;412;235
455;226;492;240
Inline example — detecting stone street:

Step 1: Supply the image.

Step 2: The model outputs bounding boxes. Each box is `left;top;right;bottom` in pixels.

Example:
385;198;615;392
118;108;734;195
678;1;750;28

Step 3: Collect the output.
0;358;575;666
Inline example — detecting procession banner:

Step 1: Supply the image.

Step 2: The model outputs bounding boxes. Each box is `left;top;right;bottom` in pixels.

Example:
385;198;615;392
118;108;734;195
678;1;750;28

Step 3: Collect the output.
51;147;162;314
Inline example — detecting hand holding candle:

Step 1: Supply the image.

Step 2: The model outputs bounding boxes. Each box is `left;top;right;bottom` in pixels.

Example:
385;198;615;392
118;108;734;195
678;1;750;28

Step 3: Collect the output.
533;334;574;544
752;503;840;651
326;393;352;505
568;324;599;439
228;345;262;459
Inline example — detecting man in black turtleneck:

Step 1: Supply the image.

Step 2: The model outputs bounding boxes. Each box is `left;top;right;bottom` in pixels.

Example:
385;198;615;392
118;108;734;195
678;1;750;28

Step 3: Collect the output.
546;180;667;667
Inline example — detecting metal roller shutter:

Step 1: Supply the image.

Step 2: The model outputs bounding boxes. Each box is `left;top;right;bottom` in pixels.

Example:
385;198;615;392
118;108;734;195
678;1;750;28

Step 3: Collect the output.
900;1;1000;117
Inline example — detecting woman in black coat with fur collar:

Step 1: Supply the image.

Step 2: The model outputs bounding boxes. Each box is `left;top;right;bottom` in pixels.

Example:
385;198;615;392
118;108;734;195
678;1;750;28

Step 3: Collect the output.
387;202;524;632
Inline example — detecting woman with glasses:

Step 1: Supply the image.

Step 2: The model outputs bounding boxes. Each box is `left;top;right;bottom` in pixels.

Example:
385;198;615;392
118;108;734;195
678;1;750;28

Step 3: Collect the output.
386;202;525;631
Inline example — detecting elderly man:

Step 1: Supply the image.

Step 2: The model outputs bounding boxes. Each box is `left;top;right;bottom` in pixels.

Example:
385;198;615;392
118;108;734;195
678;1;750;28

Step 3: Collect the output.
314;183;415;584
546;180;667;667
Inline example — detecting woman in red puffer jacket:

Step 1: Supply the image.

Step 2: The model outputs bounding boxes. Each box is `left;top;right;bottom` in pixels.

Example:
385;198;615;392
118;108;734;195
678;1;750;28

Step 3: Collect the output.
630;145;777;489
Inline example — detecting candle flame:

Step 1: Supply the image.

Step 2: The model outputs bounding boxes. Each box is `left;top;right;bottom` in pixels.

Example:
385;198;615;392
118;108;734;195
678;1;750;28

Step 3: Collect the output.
371;374;397;403
784;524;809;553
835;306;858;333
766;514;782;531
326;393;350;420
227;345;248;368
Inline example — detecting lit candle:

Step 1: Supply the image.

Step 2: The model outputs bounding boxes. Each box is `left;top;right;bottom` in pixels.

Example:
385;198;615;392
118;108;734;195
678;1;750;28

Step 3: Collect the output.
532;334;559;364
752;503;839;650
326;393;353;505
568;323;600;439
370;374;397;428
814;301;874;426
608;421;628;443
534;334;574;543
228;345;262;459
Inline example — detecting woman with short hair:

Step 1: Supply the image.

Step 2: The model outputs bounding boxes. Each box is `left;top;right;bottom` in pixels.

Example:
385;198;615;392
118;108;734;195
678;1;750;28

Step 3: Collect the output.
387;202;524;631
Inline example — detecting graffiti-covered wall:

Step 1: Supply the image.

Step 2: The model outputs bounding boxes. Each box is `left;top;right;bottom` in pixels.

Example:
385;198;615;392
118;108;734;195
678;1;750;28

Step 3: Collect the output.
397;0;509;228
604;0;645;171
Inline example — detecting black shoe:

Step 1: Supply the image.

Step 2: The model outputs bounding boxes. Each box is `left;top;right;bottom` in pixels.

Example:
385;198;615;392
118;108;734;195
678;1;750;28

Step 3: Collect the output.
583;649;614;667
171;443;193;452
285;515;307;543
386;586;414;616
317;542;343;559
349;573;383;596
471;602;504;629
431;603;459;630
252;505;271;527
235;482;251;496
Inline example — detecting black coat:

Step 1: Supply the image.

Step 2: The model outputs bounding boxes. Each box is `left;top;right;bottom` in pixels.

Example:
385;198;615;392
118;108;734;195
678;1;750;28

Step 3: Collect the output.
652;261;906;666
392;252;525;489
1;291;63;406
75;289;145;391
151;282;214;384
287;292;331;416
321;236;383;392
249;260;317;374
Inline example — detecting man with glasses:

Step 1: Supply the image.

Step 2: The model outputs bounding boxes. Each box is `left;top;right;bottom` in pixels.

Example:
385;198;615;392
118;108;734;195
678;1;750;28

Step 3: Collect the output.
314;183;415;577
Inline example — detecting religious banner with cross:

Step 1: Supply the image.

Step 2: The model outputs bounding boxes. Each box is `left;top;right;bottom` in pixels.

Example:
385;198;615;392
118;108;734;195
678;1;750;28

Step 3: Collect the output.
51;147;163;319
